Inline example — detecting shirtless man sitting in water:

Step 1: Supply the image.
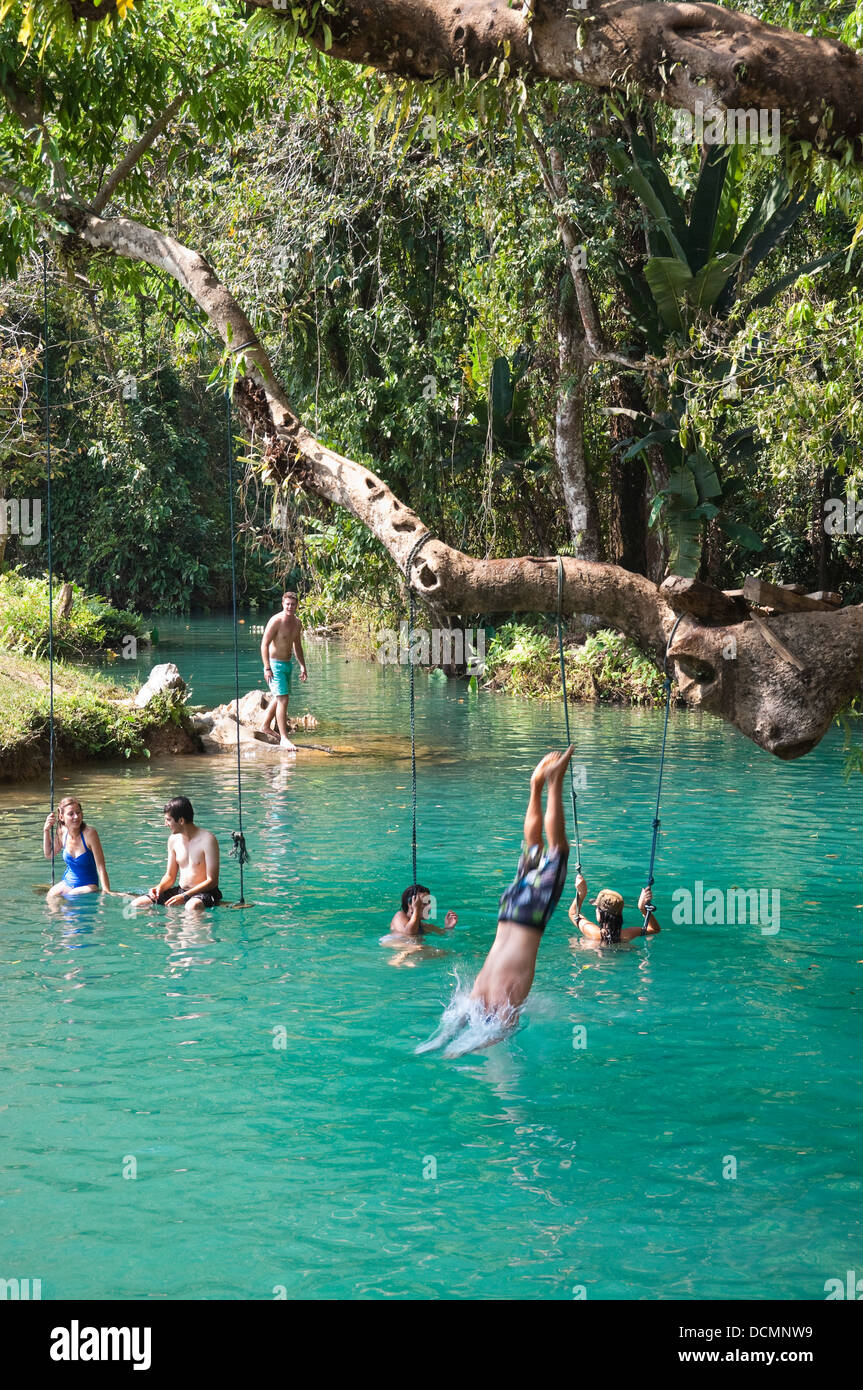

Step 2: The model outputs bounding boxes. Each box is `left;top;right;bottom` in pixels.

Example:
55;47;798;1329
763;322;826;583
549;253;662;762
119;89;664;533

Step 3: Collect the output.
130;797;222;911
260;591;308;752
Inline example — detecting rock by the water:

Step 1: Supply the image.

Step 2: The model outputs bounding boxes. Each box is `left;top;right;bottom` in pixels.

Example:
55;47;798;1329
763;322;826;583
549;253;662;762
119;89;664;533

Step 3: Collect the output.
200;715;262;752
226;690;270;728
135;662;187;708
198;688;318;752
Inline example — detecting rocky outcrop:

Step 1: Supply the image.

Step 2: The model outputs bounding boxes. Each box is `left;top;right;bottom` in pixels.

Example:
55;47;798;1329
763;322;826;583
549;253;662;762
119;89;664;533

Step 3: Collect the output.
134;662;187;708
194;688;319;753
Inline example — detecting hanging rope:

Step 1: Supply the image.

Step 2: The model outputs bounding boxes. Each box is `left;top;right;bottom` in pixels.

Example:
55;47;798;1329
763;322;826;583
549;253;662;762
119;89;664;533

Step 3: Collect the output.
405;532;433;885
42;247;55;885
642;612;687;932
225;388;248;902
556;557;582;873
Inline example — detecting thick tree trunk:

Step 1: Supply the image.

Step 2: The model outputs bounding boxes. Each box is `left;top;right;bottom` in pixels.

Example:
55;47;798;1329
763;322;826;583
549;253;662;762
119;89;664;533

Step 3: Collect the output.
66;1;863;165
606;374;648;575
555;282;601;557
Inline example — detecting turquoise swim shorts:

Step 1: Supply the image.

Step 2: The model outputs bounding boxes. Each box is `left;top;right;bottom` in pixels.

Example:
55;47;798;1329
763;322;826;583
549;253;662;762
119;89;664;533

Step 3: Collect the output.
267;658;293;696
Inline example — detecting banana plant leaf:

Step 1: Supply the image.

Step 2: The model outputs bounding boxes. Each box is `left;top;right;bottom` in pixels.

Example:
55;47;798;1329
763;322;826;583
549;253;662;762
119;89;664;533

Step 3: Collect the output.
720;518;764;550
687;448;722;500
644;257;693;332
748;251;839;309
689;252;741;313
606;142;690;264
666;464;700;507
688;144;732;273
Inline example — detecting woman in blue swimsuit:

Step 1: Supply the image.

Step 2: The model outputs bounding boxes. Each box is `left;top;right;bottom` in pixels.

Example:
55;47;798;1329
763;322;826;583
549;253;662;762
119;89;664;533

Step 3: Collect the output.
43;796;111;900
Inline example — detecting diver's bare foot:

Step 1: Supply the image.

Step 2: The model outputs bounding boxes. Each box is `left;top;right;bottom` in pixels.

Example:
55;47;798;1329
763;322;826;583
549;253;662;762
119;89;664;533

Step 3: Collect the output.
531;752;560;786
546;745;575;784
279;737;297;753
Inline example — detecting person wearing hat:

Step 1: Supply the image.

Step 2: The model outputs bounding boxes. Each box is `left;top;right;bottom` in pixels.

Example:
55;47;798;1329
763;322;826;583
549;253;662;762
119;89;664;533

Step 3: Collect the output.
569;874;660;943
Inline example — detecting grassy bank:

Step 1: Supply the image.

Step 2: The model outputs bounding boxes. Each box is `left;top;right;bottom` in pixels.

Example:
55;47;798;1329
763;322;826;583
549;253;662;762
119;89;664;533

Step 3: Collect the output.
483;622;670;704
0;653;196;782
0;569;147;660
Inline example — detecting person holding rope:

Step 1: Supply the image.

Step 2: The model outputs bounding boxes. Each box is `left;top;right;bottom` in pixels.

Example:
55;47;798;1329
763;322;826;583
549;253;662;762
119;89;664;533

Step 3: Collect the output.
569;877;660;943
43;796;111;901
130;797;222;912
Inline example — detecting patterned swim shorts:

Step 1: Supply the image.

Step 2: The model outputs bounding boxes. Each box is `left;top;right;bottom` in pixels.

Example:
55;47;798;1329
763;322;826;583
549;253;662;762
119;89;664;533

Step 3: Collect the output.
498;841;569;933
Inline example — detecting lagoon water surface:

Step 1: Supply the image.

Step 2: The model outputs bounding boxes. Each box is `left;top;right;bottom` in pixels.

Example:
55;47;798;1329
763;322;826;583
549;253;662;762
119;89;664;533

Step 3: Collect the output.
1;617;861;1298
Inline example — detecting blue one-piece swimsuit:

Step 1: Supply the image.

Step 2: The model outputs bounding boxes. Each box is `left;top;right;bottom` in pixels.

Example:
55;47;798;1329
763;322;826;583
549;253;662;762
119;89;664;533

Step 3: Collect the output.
62;830;99;890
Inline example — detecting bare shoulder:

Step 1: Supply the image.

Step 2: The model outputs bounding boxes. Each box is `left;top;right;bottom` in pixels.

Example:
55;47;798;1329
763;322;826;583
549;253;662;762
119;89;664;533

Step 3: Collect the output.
579;918;603;939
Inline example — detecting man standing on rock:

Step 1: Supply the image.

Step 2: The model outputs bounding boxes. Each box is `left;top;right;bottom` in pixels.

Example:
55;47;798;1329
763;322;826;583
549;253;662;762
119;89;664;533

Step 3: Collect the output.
260;590;307;751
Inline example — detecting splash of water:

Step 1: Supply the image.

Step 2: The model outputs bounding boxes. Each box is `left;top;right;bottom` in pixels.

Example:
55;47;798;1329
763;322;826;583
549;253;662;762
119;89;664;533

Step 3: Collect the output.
416;976;523;1058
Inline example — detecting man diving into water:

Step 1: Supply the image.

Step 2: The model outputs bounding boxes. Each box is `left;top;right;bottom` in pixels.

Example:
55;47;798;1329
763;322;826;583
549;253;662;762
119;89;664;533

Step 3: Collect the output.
418;747;573;1057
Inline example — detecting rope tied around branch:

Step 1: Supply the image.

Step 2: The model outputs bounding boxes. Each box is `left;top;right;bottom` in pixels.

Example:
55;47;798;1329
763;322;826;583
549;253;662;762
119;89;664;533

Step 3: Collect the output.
404;532;434;886
556;557;582;874
641;611;688;934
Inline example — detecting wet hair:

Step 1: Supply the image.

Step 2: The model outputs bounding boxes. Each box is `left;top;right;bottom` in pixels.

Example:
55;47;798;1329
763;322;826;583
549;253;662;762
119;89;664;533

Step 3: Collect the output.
57;796;86;830
164;796;194;824
401;883;430;915
598;907;624;944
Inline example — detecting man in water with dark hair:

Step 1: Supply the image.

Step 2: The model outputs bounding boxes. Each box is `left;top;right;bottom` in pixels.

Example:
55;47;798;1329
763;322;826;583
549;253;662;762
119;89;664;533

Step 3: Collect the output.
130;797;222;911
387;884;458;939
568;874;660;943
418;748;574;1056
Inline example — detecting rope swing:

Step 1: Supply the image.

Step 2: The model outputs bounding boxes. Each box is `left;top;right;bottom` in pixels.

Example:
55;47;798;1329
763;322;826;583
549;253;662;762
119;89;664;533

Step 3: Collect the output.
641;612;686;931
225;387;248;902
42;247;56;885
556;557;582;874
405;531;433;884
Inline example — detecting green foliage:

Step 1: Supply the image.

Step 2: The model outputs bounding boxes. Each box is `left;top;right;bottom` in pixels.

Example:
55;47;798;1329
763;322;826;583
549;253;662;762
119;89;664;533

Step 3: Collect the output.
610;131;846;576
484;620;667;704
0;566;144;657
0;649;189;760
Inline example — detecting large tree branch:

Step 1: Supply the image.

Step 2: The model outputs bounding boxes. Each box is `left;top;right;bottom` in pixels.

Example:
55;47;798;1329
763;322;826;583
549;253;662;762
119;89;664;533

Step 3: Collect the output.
59;1;863;162
23;189;862;761
245;0;863;161
92;93;187;214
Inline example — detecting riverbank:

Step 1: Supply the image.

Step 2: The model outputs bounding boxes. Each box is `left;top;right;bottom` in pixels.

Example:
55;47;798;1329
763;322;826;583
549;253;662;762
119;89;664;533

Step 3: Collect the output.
0;652;198;782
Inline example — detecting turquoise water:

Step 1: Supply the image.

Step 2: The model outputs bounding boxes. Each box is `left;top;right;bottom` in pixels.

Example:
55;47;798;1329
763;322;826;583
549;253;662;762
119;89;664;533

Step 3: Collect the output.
2;616;862;1299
